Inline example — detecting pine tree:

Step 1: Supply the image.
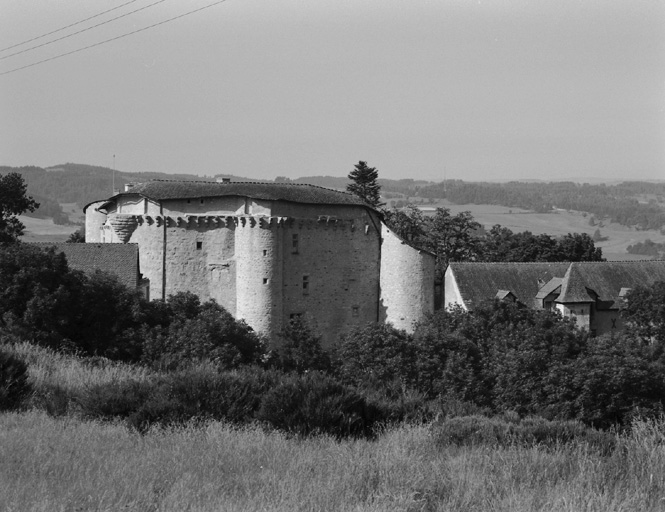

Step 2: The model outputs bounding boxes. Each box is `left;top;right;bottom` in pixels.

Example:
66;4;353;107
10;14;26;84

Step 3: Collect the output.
346;161;384;208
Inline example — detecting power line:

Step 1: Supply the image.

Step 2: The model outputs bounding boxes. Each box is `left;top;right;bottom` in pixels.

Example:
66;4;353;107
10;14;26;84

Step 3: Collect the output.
0;0;230;77
0;0;170;61
0;0;142;52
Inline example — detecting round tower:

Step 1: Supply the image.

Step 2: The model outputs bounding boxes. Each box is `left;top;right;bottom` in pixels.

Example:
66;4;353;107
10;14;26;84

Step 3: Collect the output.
83;201;108;243
234;217;283;338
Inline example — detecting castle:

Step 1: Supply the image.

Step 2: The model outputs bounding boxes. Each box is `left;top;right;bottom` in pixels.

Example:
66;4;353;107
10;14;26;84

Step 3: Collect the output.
85;180;435;344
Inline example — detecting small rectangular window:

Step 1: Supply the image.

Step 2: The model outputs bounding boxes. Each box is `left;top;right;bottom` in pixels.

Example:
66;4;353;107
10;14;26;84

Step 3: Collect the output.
263;278;268;284
263;249;268;256
302;275;309;295
289;313;303;320
292;234;299;253
200;198;204;204
196;241;202;250
352;305;359;317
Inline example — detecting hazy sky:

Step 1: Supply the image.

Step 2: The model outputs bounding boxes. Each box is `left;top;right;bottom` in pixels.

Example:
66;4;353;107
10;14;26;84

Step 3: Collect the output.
1;0;664;182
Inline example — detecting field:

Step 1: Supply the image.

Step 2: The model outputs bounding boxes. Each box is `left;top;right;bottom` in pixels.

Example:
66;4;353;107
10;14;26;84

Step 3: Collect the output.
18;215;78;243
420;201;665;261
2;343;665;511
2;411;665;511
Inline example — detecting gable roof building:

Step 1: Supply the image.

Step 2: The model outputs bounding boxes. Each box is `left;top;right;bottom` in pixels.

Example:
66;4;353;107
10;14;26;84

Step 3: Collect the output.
445;260;665;335
31;242;142;290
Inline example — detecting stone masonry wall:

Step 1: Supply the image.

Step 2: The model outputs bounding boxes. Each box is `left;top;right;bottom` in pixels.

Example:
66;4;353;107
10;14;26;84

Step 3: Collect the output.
380;225;435;332
94;196;434;345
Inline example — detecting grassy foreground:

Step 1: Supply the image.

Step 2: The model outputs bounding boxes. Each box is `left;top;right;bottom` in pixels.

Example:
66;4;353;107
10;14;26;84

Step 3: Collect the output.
1;411;664;512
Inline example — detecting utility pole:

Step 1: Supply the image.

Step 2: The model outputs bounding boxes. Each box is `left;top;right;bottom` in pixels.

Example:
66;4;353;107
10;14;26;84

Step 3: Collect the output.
112;154;116;194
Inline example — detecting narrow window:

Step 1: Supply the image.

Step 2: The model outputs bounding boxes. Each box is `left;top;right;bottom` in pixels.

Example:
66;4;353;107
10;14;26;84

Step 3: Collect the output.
292;234;299;253
196;241;202;250
187;199;191;204
263;249;268;256
263;278;269;284
302;275;309;295
352;305;359;317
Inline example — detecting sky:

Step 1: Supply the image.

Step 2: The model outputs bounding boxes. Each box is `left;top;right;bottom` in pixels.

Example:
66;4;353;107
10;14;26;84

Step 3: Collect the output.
1;0;664;182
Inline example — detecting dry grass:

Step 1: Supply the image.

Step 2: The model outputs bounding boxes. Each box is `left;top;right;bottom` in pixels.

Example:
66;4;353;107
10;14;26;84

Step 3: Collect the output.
7;342;153;394
1;411;665;511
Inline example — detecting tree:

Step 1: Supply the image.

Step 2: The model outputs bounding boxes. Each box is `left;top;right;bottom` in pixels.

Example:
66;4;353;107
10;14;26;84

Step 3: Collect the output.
0;173;39;244
425;208;481;278
382;205;428;247
622;282;665;344
347;161;384;208
66;227;85;243
270;317;331;374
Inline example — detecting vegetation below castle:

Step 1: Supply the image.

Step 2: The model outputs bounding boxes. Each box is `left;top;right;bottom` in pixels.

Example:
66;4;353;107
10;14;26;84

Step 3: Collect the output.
2;242;664;434
2;241;665;509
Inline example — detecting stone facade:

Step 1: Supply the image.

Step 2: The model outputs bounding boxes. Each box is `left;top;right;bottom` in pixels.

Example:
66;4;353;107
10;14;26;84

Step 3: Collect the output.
85;181;435;344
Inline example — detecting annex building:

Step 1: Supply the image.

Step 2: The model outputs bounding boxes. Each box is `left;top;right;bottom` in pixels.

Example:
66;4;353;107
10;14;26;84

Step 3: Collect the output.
85;180;435;344
444;260;665;336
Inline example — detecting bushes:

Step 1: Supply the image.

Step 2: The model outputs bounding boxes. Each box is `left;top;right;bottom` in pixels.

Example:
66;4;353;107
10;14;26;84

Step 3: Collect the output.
257;372;375;438
140;293;266;370
431;415;615;453
0;347;32;410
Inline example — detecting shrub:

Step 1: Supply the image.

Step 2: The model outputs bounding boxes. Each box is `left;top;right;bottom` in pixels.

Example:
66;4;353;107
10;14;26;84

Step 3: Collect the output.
431;415;615;453
269;317;331;374
0;347;32;410
257;372;376;438
334;323;416;388
141;292;266;370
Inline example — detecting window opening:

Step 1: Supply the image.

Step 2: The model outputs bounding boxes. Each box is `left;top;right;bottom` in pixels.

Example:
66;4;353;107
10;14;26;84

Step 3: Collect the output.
196;241;202;250
352;305;359;317
292;234;299;253
263;278;269;284
302;275;309;294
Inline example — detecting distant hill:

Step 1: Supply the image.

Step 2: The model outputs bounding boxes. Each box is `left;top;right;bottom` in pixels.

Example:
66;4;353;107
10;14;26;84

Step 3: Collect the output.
1;163;663;231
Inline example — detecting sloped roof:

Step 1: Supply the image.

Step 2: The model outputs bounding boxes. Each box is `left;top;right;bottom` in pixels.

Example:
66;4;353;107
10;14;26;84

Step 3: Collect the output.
100;180;370;209
448;262;570;307
448;260;665;309
535;277;562;299
32;242;140;289
556;263;594;303
571;260;665;307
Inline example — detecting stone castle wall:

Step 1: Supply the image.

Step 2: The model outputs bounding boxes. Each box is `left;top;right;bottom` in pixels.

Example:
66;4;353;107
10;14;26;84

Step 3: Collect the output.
91;195;433;345
380;225;435;331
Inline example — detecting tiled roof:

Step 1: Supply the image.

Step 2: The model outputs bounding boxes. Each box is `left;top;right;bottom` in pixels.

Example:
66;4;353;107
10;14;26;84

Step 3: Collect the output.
449;262;570;307
32;243;140;289
556;263;594;303
108;180;370;208
448;260;665;309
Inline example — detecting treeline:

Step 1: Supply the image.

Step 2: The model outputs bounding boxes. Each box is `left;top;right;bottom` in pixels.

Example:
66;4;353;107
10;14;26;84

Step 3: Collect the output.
416;180;665;230
627;239;665;259
385;206;603;278
2;242;664;435
0;164;213;220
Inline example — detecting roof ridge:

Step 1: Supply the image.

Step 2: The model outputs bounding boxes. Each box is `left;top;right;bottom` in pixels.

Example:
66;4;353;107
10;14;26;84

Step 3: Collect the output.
139;179;359;196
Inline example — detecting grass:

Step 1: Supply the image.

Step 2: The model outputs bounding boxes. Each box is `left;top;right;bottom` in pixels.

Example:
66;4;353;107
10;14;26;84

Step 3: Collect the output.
1;344;664;511
2;411;665;511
